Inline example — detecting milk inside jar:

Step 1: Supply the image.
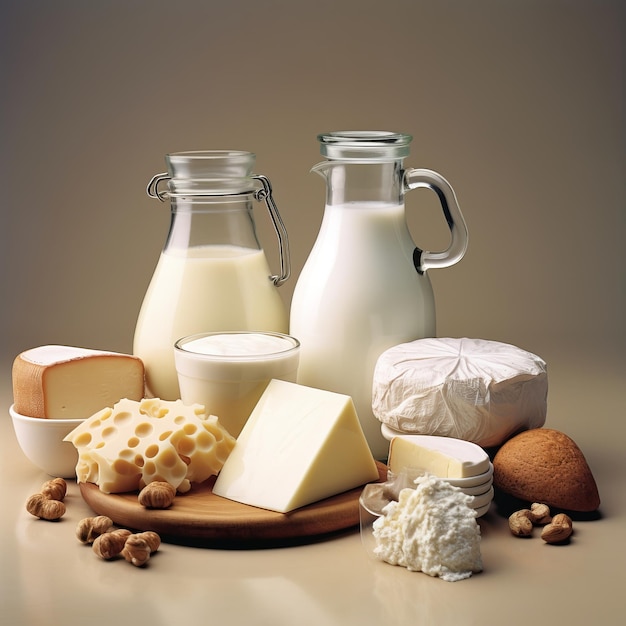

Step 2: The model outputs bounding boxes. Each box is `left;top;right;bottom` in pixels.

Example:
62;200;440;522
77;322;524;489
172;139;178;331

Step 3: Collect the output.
290;132;468;459
134;151;290;400
290;201;436;459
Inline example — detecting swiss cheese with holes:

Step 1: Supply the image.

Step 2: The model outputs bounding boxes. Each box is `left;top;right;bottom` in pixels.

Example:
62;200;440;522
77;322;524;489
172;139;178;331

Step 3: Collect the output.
64;398;236;494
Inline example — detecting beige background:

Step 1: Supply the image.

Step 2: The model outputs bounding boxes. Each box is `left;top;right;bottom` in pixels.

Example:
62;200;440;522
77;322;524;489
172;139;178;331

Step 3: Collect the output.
1;3;625;624
1;0;624;369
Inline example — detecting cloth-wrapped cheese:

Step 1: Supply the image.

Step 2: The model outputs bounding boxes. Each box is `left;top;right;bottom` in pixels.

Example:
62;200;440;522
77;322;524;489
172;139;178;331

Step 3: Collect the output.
372;338;547;448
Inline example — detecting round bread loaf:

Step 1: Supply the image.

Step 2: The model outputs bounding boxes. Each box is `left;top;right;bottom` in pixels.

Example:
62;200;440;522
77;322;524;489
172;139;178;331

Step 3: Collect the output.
493;428;600;512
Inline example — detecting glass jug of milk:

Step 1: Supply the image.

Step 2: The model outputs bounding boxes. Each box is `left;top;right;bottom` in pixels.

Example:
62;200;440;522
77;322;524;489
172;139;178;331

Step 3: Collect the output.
289;131;468;459
134;150;290;400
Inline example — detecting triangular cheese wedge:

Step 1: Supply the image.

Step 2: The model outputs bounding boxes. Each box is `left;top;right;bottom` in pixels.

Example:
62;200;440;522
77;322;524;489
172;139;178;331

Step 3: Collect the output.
213;379;380;513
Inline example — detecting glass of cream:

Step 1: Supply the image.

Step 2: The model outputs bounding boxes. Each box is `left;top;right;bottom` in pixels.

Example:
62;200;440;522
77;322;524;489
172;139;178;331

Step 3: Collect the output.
174;331;300;437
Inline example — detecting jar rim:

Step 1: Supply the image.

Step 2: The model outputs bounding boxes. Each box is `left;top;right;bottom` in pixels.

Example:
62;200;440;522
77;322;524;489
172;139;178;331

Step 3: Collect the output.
317;131;412;159
163;150;257;193
167;150;255;160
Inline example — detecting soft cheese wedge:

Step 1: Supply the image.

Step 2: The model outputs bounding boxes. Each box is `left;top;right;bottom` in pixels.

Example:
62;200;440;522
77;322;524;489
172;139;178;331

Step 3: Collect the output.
388;434;490;479
12;345;145;419
213;379;380;513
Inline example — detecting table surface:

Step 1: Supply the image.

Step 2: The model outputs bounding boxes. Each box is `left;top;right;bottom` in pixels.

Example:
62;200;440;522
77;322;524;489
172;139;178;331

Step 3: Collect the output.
1;351;625;626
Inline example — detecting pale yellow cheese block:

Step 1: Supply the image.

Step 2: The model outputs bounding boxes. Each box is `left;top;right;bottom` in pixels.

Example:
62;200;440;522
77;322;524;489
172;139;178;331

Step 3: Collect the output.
12;345;145;419
213;379;380;513
388;434;491;478
64;398;236;494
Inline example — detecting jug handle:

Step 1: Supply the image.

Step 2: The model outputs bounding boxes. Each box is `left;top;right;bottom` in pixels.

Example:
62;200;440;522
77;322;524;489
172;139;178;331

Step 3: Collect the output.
253;175;291;286
403;168;469;273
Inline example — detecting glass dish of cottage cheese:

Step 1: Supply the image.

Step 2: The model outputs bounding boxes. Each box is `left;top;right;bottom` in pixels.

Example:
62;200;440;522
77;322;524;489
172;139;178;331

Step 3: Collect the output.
359;472;483;582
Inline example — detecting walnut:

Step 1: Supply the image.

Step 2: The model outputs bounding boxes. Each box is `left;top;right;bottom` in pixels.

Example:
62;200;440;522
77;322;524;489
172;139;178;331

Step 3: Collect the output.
76;515;114;544
122;533;155;567
92;529;132;560
41;478;67;501
26;493;66;521
136;531;161;553
541;513;573;544
528;502;552;525
138;481;176;509
508;509;533;537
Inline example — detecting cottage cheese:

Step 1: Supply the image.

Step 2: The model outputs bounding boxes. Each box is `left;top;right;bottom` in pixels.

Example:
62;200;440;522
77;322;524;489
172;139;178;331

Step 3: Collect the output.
372;473;482;582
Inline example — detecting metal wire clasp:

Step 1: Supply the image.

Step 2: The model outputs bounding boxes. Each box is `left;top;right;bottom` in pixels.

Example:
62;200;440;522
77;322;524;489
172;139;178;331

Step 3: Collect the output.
146;172;170;201
253;175;291;287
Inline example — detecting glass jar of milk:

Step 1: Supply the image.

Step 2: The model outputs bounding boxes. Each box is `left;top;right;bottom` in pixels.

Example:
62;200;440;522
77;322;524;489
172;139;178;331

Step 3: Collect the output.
134;151;290;400
290;132;469;460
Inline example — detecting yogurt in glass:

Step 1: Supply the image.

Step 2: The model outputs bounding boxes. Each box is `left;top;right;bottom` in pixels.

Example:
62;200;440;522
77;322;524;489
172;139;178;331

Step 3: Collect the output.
174;331;300;437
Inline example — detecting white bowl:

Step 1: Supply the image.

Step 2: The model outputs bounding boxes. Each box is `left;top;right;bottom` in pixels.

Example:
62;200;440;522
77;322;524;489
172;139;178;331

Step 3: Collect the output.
474;501;492;518
444;463;494;488
9;404;82;478
459;478;494;496
469;486;494;510
386;459;494;490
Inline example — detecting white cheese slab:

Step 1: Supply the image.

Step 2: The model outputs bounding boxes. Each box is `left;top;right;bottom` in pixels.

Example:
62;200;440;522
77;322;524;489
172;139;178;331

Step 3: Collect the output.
213;379;380;513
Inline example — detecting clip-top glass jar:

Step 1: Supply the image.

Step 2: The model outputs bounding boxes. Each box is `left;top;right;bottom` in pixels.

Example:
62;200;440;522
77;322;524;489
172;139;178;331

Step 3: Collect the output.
134;150;290;400
290;131;468;459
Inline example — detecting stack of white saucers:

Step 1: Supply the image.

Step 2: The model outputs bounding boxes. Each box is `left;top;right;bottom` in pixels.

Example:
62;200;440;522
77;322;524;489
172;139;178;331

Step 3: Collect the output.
441;465;494;517
381;425;494;517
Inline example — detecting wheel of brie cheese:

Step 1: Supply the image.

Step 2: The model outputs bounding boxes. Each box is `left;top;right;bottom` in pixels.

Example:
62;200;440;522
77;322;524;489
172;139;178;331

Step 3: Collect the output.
372;337;548;448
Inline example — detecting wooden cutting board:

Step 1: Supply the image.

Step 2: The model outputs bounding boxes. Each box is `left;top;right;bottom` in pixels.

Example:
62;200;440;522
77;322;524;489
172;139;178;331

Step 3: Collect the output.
79;462;387;548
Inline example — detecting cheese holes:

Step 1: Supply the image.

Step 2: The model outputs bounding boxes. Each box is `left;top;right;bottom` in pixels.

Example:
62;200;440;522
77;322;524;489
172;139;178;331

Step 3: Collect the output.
113;411;133;426
134;422;154;438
